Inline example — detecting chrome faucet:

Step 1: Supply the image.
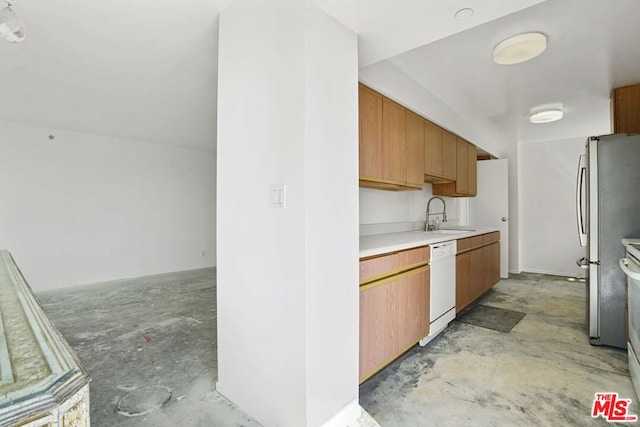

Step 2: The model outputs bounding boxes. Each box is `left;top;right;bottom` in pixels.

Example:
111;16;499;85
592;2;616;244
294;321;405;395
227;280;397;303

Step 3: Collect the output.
426;196;447;231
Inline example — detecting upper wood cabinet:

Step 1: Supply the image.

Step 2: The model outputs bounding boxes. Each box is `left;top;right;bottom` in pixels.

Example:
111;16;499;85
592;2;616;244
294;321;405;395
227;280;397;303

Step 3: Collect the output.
405;110;426;188
441;131;457;181
613;82;640;134
382;98;406;184
358;83;479;195
455;138;469;194
432;139;477;197
359;84;423;191
424;121;443;178
359;85;383;180
467;142;477;195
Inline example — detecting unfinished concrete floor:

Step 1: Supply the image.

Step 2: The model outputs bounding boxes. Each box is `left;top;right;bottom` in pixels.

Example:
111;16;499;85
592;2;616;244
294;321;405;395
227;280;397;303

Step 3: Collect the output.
37;271;638;426
360;273;639;426
38;268;260;427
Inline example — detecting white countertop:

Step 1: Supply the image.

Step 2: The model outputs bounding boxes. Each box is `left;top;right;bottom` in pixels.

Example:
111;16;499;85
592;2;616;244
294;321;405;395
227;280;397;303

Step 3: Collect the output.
360;226;500;258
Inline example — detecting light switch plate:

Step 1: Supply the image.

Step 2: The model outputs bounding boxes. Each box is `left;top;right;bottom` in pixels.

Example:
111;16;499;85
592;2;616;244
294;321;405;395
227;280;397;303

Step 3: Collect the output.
270;184;286;208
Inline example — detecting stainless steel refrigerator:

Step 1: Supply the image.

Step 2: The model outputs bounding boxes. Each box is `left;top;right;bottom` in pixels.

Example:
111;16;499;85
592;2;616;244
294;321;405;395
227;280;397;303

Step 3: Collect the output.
576;133;640;349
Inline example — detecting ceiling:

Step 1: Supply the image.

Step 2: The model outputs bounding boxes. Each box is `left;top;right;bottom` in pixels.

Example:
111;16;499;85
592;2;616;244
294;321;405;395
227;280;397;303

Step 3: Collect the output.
0;0;639;150
0;0;231;151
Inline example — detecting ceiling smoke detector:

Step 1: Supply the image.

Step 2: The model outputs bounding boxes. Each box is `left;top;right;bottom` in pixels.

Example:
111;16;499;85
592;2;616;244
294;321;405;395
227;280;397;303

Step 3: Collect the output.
454;8;474;21
0;0;25;43
492;32;547;65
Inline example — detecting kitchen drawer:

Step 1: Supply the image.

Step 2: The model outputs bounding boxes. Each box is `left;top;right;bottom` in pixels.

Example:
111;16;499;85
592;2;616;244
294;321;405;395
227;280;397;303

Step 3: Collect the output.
360;246;430;285
457;235;483;253
482;232;500;245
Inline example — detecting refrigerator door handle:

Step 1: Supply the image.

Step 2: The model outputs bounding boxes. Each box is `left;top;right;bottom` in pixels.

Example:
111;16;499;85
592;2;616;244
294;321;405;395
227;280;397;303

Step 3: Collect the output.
576;154;587;247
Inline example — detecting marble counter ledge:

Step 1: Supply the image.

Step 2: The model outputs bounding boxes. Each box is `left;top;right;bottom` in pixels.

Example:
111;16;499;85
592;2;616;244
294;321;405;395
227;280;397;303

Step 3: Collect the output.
360;226;499;258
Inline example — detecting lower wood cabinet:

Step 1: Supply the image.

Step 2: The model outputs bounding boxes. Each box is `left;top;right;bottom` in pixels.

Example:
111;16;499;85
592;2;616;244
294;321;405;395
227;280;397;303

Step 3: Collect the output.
359;247;430;383
359;279;400;380
398;267;430;351
456;232;500;313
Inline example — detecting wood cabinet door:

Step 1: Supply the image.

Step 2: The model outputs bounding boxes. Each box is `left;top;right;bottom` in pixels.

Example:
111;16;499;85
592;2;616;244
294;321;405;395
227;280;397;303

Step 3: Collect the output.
491;242;500;286
382;98;406;184
441;131;457;180
424;120;443;177
482;244;492;293
405;110;425;188
456;252;472;313
398;267;430;351
469;247;484;302
455;138;469;195
467;143;477;196
359;85;383;180
359;280;400;381
614;83;640;134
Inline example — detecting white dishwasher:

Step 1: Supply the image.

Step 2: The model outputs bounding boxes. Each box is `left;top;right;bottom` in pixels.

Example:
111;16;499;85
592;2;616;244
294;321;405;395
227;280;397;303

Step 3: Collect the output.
420;240;456;347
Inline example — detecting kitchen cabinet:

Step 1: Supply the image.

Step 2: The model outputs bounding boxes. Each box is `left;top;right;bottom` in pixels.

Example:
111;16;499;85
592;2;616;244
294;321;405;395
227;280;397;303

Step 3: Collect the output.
359;246;430;382
405;110;426;188
441;131;457;180
358;83;484;191
455;251;472;312
382;98;406;184
613;82;640;134
358;84;423;191
432;138;478;197
398;267;430;351
455;138;469;194
359;279;399;382
423;120;443;179
467;142;477;195
424;123;457;183
358;84;383;180
455;232;500;313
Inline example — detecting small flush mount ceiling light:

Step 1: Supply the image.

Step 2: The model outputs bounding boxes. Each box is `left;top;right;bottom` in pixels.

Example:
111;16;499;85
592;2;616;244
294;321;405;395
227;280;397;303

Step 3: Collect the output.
454;8;474;21
492;32;547;65
529;104;564;124
0;0;25;43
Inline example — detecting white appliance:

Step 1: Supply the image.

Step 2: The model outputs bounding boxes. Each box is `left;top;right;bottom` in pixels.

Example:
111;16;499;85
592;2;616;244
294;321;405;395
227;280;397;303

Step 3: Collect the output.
621;238;640;399
420;240;456;347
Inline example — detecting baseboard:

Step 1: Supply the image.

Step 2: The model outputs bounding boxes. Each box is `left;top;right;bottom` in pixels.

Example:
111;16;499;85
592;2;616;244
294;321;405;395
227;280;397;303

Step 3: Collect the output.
320;399;367;427
520;267;585;278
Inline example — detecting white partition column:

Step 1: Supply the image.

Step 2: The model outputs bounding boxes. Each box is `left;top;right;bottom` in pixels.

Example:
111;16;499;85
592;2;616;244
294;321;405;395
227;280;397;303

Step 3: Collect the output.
216;1;361;426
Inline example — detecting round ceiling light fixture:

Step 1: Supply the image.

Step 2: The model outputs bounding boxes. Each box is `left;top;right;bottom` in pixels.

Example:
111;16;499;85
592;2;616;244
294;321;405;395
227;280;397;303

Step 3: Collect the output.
0;1;25;43
529;104;564;124
492;32;546;65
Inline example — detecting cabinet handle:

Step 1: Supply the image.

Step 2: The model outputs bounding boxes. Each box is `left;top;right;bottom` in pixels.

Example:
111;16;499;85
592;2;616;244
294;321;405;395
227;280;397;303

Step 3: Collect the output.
501;217;508;222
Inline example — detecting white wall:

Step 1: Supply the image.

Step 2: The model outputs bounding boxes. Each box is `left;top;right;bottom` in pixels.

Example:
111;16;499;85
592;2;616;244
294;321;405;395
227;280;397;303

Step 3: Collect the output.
0;121;216;291
216;1;360;426
359;185;462;227
519;136;586;277
304;5;360;426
